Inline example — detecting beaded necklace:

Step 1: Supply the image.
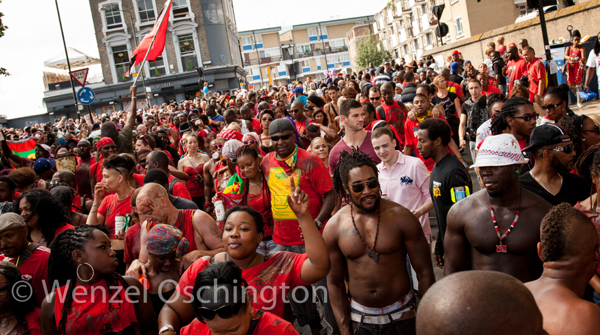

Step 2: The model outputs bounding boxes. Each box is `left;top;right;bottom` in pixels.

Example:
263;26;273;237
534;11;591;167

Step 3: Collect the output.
350;204;381;263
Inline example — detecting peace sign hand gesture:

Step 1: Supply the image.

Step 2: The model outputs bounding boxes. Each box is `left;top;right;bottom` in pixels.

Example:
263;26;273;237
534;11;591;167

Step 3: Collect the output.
287;177;310;217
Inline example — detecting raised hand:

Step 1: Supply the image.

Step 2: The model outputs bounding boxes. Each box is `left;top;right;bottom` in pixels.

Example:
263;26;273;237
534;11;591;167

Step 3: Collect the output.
287;177;309;216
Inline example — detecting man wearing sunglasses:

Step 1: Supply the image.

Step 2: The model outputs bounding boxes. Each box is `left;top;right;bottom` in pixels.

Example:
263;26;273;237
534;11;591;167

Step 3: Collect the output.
368;86;383;108
520;124;590;206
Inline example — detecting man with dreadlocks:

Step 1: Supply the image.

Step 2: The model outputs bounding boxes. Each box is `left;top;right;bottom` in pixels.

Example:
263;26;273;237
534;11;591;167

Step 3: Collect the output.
445;134;552;283
324;148;435;335
41;225;157;335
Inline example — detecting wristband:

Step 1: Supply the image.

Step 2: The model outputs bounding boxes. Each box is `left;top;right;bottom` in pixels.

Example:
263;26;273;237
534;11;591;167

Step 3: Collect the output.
205;202;214;208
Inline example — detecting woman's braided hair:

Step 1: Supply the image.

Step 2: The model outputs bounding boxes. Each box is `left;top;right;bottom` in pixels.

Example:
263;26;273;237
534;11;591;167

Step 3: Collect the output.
48;225;129;335
332;148;379;204
574;144;600;184
490;96;531;136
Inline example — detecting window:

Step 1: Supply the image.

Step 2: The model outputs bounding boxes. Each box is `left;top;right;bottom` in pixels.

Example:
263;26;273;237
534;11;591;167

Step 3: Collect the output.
296;44;310;54
253;35;263;49
403;44;409;56
259;48;280;58
329;39;346;48
104;4;123;29
112;45;130;82
172;0;189;18
149;56;166;77
241;36;252;50
387;8;394;23
277;64;287;76
454;16;464;38
301;60;311;73
137;0;155;22
178;34;198;71
319;26;328;39
308;28;318;41
427;33;434;45
249;67;260;81
315;57;322;71
327;53;349;64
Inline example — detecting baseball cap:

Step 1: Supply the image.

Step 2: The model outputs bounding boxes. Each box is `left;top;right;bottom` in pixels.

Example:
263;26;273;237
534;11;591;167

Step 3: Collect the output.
452;50;461;56
292;86;304;94
471;134;529;168
450;62;460;74
523;124;571;152
0;213;26;234
33;157;56;175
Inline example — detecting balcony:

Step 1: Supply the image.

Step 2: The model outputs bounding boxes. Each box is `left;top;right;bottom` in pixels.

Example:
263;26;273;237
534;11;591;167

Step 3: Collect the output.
327;45;348;54
243;56;282;67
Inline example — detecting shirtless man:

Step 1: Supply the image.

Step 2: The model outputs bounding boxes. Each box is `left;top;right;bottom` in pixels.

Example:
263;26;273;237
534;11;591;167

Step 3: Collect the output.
324;86;340;132
203;137;226;207
125;183;224;277
324;149;435;335
417;271;546;335
525;203;600;334
445;134;552;283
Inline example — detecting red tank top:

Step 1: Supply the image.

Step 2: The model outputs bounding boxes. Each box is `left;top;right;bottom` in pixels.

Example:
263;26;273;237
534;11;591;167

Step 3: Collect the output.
148;209;198;251
183;163;205;197
53;279;138;335
245;185;273;237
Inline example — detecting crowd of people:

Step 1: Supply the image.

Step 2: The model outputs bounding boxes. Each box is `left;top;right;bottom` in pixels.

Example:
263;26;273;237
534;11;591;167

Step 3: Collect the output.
0;31;600;335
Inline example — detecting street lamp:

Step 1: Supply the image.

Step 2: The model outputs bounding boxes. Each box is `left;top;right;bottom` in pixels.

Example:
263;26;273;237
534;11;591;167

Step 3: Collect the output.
100;6;150;102
282;39;296;83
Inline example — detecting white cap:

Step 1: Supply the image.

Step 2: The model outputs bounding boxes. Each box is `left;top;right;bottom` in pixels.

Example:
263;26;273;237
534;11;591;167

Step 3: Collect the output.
471;134;529;168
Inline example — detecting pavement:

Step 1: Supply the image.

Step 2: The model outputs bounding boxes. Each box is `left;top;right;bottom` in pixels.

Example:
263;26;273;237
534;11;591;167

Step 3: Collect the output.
295;98;600;334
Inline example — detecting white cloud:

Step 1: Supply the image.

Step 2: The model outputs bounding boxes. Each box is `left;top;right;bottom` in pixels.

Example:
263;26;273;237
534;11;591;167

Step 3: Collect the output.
0;0;385;120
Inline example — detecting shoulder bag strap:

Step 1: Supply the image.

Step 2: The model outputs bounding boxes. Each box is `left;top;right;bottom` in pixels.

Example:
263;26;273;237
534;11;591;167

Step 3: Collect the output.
245;310;264;335
16;243;40;268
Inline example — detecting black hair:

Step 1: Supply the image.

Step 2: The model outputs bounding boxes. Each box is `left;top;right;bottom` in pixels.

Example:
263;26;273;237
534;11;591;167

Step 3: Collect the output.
311;108;329;126
222;206;264;235
575;144;600;185
143;169;170;186
234;146;271;221
14;189;71;245
491;96;531;135
573;29;581;38
191;261;248;320
540;202;591;262
259;109;275;120
0;176;16;191
137;134;155;149
198;114;209;125
9;168;36;190
404;71;415;82
0;261;37;333
307;124;320;134
361;83;371;99
557;114;584;162
339;99;362;117
332;148;379;203
417;83;434;96
361;102;376;119
418;118;451;146
594;31;600;55
50;186;74;213
147;150;170;169
102;154;136;175
48;225;129;335
546;84;570;105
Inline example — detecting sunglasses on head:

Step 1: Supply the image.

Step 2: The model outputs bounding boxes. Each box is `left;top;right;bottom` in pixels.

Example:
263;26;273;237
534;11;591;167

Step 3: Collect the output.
512;114;539;122
349;179;380;193
213;143;224;150
552;143;574;154
106;163;123;175
271;133;293;142
542;102;562;111
244;140;257;145
197;303;242;321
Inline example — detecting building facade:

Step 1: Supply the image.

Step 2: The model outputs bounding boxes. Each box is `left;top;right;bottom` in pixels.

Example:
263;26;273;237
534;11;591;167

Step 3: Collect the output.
239;16;373;88
374;0;523;63
346;23;374;70
43;0;246;118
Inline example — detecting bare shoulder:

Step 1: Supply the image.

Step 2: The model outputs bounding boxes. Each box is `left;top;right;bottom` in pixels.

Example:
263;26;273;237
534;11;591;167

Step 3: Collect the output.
565;300;600;332
212;252;226;262
381;198;413;217
322;206;347;240
194;209;216;223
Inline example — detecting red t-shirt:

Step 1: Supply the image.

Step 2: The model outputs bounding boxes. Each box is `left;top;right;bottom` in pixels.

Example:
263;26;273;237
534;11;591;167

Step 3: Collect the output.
507;57;528;93
379;101;407;145
246;185;274;237
54;223;74;238
0;245;50;306
76;156;94;167
124;223;141;264
133;173;145;187
261;149;333;245
446;81;464;98
90;157;105;183
294;118;313;149
528;58;546;99
180;309;299;335
97;193;133;239
251;117;261;133
53;279;138;334
482;85;502;97
168;175;192;200
405;113;450;171
177;252;311;317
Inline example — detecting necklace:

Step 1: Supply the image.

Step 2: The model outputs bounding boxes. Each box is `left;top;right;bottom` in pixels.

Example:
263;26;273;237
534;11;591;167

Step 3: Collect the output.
350;204;381;263
489;188;522;253
530;171;562;196
117;187;134;202
249;176;263;186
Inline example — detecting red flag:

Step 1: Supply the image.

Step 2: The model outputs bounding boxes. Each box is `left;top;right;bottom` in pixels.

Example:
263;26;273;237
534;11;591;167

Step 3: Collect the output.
126;0;172;76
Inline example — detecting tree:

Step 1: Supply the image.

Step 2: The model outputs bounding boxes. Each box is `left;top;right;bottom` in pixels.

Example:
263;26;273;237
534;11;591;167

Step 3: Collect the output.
0;0;8;76
355;34;392;70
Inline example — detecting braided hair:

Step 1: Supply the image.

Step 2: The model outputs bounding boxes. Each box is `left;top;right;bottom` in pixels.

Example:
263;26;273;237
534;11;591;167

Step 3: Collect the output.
574;144;600;185
332;147;379;203
48;225;129;335
235;145;271;220
490;97;531;136
14;189;71;245
557;114;584;163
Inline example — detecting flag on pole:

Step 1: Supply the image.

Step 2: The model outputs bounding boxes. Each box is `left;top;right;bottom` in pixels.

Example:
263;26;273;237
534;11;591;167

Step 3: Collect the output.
7;138;37;159
125;0;173;76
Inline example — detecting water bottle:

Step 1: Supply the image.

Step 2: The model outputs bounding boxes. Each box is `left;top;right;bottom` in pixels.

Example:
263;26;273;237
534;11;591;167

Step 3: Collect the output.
215;200;225;222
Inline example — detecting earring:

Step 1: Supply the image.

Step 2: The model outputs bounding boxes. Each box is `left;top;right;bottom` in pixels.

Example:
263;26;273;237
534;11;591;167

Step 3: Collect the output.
76;262;95;282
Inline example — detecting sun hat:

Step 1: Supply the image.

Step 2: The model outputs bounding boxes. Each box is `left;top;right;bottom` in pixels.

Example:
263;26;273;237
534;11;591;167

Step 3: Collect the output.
471;134;529;168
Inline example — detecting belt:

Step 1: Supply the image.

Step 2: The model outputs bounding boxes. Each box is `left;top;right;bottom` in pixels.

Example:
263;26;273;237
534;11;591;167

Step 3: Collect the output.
262;235;273;241
350;308;415;325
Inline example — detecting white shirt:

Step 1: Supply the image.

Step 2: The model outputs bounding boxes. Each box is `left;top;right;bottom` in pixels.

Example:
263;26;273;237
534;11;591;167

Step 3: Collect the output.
586;49;600;93
475;118;492;151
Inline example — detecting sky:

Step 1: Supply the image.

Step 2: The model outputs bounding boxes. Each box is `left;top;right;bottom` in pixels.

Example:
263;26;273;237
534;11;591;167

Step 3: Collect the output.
0;0;386;120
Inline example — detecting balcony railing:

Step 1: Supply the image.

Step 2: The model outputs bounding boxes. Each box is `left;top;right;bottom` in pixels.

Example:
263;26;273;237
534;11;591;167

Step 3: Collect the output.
243;56;282;67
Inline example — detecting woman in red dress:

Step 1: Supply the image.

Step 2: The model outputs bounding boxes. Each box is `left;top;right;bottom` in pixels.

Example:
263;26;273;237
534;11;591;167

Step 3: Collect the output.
178;134;209;209
0;261;41;335
155;181;330;334
565;30;587;108
41;225;157;335
179;262;299;335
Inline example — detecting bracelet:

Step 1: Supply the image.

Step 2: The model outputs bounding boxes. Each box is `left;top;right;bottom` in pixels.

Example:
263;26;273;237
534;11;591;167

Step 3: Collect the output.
205;202;214;208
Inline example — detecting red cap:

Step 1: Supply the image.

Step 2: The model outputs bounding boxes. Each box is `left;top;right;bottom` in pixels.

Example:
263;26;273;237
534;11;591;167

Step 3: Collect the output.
97;137;114;150
452;50;461;56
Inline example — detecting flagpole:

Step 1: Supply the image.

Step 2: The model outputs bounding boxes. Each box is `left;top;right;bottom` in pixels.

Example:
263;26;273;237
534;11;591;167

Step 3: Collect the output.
132;0;172;87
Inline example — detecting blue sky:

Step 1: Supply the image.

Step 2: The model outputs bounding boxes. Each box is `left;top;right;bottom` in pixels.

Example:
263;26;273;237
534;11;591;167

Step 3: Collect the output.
0;0;385;119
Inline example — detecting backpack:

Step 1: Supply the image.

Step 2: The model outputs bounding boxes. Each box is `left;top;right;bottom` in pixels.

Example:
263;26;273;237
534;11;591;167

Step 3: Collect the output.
168;178;181;196
465;96;488;141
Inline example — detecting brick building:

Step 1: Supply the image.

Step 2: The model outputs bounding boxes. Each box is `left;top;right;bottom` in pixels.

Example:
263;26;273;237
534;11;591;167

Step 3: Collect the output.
346;24;374;70
43;0;246;117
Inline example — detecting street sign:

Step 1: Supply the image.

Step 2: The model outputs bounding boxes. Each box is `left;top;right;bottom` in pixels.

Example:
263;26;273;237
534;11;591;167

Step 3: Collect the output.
77;87;95;105
69;68;89;87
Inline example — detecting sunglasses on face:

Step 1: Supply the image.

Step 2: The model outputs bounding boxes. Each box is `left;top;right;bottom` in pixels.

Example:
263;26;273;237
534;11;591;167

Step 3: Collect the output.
138;159;146;164
262;117;274;122
349;179;380;193
197;302;242;321
512;114;539;122
370;97;381;101
552;143;574;154
213;144;224;150
244;140;257;145
291;109;301;114
271;133;293;142
542;102;562;111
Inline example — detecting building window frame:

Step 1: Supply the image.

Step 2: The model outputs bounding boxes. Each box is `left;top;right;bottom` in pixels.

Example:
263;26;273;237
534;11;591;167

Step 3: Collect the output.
241;36;253;51
253;35;263;49
132;0;158;29
450;0;459;4
98;0;126;37
170;21;202;73
308;28;319;42
454;16;464;38
102;33;133;84
170;0;195;21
